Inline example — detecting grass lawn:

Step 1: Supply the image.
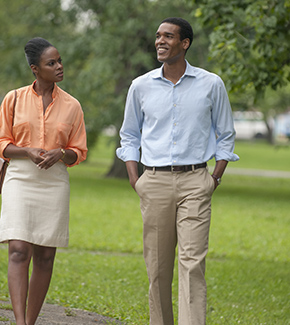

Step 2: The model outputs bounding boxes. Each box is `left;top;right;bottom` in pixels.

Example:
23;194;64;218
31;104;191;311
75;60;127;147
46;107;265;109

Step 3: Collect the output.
0;138;290;324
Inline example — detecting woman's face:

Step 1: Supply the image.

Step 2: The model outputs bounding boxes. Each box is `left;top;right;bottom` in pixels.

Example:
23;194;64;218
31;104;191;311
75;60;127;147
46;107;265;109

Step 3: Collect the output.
32;46;63;83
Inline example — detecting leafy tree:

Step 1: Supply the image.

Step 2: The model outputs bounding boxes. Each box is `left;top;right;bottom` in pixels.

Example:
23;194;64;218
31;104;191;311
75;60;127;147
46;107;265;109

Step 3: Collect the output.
188;0;290;142
190;0;290;96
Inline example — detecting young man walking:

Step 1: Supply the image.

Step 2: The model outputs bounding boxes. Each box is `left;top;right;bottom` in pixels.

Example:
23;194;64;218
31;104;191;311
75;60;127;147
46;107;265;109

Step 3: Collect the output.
117;17;239;325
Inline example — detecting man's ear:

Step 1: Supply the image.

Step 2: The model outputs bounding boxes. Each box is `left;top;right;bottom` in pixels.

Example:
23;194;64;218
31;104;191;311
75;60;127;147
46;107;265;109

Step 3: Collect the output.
182;38;190;51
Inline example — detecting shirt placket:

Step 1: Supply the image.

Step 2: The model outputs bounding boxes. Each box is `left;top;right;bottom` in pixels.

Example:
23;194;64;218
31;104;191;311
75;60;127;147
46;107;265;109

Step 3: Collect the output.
38;96;45;149
42;98;55;150
172;84;178;165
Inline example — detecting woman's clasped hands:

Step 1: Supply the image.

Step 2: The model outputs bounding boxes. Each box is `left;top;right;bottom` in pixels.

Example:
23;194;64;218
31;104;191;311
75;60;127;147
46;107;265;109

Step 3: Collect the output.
26;147;63;170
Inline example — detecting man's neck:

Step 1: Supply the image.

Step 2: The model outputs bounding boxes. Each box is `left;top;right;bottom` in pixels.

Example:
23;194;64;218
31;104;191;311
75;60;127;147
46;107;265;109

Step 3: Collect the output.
162;60;187;84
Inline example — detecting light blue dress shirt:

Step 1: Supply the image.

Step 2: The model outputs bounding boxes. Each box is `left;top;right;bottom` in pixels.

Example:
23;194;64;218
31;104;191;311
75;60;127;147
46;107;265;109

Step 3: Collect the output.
116;61;239;166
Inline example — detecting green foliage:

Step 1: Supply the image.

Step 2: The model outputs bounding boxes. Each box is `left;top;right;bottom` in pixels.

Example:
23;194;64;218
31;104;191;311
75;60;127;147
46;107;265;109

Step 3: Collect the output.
0;0;76;91
191;0;290;99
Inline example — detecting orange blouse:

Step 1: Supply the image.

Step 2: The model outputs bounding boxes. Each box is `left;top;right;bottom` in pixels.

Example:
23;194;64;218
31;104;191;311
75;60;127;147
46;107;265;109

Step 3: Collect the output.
0;81;87;167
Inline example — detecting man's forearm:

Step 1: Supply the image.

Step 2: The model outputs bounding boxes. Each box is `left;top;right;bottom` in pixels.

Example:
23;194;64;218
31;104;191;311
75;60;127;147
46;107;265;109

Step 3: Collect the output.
212;159;228;178
125;160;139;190
211;159;228;188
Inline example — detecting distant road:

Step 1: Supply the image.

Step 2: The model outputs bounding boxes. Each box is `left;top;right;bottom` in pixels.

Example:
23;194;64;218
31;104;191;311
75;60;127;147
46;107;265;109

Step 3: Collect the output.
207;166;290;179
225;167;290;179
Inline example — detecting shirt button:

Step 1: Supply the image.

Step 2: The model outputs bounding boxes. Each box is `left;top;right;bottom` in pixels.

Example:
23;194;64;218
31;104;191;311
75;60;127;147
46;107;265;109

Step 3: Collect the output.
173;142;176;145
173;104;176;107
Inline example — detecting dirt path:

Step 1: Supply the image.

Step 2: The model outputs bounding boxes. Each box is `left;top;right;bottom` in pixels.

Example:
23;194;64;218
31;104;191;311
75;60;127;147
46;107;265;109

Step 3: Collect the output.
0;300;124;324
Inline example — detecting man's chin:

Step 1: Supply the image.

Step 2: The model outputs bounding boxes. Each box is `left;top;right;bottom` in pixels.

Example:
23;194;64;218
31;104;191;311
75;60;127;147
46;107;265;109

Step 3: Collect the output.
157;55;165;63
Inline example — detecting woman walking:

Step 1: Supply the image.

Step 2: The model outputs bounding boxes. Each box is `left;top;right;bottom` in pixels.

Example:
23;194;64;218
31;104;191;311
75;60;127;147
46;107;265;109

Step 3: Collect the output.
0;37;87;325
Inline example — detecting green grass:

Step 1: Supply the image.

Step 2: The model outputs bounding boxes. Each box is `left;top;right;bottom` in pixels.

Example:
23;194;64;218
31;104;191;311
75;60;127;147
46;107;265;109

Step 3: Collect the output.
0;138;290;324
206;139;290;171
234;140;290;171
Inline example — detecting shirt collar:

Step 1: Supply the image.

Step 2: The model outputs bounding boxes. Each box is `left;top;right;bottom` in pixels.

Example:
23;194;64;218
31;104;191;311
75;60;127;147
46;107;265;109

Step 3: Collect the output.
31;81;58;98
151;60;197;80
183;60;197;77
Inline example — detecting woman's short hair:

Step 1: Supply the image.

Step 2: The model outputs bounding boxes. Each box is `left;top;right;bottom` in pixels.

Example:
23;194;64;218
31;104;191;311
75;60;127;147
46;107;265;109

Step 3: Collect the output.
161;17;193;49
24;37;53;67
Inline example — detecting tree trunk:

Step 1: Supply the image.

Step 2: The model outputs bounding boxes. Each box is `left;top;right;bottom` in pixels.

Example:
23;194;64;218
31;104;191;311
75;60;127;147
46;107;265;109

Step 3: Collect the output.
106;153;128;178
265;116;274;144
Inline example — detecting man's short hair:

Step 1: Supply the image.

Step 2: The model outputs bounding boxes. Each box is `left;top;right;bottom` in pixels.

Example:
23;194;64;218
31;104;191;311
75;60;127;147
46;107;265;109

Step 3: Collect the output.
161;17;193;49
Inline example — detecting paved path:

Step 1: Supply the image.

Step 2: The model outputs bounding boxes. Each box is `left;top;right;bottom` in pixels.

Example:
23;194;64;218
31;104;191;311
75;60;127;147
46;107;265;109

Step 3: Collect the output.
0;300;124;324
212;167;290;179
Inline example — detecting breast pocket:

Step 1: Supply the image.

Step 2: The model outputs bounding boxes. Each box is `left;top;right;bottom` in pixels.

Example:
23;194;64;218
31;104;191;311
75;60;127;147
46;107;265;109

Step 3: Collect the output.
56;123;73;147
13;122;31;146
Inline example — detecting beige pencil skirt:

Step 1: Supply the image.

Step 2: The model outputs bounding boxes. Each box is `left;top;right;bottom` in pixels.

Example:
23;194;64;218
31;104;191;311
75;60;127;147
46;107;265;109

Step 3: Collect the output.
0;159;70;247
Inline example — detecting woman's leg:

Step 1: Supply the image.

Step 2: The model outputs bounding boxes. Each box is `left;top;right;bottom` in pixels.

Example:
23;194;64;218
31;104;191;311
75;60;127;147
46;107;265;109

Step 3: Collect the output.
8;240;33;325
26;245;56;325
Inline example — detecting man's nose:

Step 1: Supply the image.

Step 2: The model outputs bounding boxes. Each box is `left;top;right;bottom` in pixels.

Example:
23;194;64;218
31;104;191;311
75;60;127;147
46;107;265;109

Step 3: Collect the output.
156;36;165;45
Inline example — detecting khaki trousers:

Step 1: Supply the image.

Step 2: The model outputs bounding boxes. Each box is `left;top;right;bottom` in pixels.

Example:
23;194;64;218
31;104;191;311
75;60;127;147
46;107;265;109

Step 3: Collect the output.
135;167;215;325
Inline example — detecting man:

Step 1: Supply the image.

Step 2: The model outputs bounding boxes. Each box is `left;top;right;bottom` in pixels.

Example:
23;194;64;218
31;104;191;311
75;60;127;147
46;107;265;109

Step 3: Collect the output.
116;17;239;325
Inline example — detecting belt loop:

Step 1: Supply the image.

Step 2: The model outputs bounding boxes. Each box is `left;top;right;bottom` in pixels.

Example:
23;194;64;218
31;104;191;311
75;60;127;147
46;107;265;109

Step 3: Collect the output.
153;167;156;175
191;165;195;173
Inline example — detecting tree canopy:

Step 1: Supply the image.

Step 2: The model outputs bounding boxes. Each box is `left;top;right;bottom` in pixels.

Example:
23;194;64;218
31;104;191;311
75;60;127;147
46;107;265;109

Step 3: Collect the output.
191;0;290;98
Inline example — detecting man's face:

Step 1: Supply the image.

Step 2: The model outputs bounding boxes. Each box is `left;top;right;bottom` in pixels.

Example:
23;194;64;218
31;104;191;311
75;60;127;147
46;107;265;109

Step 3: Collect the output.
155;23;188;64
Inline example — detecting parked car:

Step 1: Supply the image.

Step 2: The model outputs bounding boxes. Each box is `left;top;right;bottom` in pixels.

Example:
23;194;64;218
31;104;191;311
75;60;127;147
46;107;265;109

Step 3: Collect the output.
233;111;268;140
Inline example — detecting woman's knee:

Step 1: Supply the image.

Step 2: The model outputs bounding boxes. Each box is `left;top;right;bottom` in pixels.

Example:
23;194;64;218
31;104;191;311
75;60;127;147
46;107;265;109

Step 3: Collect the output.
33;246;56;270
8;240;32;264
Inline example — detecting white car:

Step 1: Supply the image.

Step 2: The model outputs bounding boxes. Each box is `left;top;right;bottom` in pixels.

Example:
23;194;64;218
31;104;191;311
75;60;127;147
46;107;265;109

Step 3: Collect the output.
233;111;268;140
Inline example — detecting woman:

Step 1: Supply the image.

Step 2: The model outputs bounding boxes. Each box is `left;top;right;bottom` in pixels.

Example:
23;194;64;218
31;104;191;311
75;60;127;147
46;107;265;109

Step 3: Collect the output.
0;37;87;325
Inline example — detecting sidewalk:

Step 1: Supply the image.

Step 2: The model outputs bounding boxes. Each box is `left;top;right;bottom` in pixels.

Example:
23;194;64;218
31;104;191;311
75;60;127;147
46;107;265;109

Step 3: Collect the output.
225;167;290;178
0;300;124;325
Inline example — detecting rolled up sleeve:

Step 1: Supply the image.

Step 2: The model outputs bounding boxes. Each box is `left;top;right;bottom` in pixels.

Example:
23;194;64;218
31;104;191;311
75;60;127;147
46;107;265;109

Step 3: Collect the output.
65;110;87;167
212;77;239;162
